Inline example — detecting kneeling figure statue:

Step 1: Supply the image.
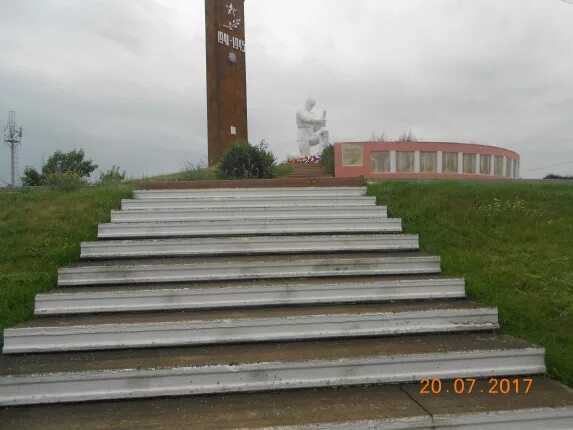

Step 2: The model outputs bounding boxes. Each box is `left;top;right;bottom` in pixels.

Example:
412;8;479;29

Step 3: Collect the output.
297;99;330;156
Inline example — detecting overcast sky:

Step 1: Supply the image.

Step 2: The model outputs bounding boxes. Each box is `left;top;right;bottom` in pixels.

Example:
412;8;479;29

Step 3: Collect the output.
1;0;572;181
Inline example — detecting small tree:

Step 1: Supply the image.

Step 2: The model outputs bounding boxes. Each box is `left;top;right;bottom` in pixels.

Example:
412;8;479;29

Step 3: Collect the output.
320;144;335;175
42;149;98;179
21;167;44;186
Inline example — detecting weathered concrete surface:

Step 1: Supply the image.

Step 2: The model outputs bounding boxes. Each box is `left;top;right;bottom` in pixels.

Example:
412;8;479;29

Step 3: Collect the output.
81;234;419;259
110;206;389;223
121;196;377;210
35;277;467;315
57;254;441;286
0;385;429;430
4;301;499;354
405;376;573;429
97;218;402;239
2;378;571;430
0;334;545;406
0;333;537;376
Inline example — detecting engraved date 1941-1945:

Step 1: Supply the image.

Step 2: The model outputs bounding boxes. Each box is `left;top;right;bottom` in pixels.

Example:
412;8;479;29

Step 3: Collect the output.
420;377;534;395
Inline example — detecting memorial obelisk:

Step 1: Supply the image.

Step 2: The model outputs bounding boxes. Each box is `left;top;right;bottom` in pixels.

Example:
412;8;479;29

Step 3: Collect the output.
205;0;248;166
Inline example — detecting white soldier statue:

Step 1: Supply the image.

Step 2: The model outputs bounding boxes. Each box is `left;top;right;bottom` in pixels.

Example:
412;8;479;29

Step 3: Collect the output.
296;99;330;156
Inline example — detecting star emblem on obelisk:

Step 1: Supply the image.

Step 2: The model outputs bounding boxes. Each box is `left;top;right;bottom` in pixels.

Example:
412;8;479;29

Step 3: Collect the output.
226;3;237;17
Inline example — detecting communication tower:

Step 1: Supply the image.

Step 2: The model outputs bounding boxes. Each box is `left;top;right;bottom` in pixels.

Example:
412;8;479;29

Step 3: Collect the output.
3;111;23;187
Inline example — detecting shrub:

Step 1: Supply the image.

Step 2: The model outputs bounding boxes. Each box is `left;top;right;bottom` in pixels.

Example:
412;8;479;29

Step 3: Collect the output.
45;172;86;191
544;174;573;180
218;141;276;180
99;166;127;185
21;167;45;186
320;144;335;175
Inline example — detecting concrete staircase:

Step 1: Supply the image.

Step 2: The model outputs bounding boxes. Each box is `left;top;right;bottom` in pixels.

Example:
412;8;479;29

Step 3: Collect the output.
1;187;572;429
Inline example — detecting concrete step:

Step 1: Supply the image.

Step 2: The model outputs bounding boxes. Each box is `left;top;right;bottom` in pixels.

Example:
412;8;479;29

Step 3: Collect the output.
3;377;571;429
3;301;498;354
81;234;419;259
57;253;441;287
111;206;389;223
0;333;546;406
97;218;402;239
35;277;466;316
133;187;366;199
121;196;377;210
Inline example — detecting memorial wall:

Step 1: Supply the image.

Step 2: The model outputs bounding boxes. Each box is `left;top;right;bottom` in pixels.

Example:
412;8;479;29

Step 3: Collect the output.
335;142;520;180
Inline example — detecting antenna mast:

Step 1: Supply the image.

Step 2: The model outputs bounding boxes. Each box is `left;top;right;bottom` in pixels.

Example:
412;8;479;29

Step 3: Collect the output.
3;110;23;187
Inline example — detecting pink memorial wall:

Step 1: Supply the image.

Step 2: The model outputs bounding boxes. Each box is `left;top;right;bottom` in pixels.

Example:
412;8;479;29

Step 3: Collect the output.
334;142;520;180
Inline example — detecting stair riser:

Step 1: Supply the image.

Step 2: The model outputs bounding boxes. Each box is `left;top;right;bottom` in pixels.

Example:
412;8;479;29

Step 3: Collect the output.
35;279;466;316
58;257;441;287
0;349;545;406
133;188;366;199
3;309;498;354
81;235;419;259
97;220;403;239
110;207;389;223
121;198;377;210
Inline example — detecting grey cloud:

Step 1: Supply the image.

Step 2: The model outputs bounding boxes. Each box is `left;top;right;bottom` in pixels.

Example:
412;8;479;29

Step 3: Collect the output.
1;0;572;182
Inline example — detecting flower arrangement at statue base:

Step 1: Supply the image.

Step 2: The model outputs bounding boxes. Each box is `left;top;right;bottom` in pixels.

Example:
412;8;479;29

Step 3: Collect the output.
287;155;321;164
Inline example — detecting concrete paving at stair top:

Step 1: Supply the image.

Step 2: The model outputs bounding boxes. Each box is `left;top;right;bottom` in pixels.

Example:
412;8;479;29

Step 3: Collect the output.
133;187;367;199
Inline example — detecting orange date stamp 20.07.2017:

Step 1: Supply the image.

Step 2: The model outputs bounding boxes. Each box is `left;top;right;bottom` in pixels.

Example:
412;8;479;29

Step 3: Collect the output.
419;377;534;395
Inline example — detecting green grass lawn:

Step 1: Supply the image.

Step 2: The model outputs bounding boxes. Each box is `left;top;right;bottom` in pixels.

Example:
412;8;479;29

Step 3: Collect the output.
0;186;133;346
368;181;573;386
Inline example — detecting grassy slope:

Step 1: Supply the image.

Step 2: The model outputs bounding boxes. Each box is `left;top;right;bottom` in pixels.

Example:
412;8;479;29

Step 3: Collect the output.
0;186;133;346
145;163;294;182
368;181;573;386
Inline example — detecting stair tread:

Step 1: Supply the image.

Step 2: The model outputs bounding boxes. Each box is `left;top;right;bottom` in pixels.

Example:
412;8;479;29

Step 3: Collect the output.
81;234;419;259
83;234;417;246
41;275;463;295
0;333;536;376
62;251;437;269
102;217;396;226
118;203;382;211
15;300;489;328
2;377;570;430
